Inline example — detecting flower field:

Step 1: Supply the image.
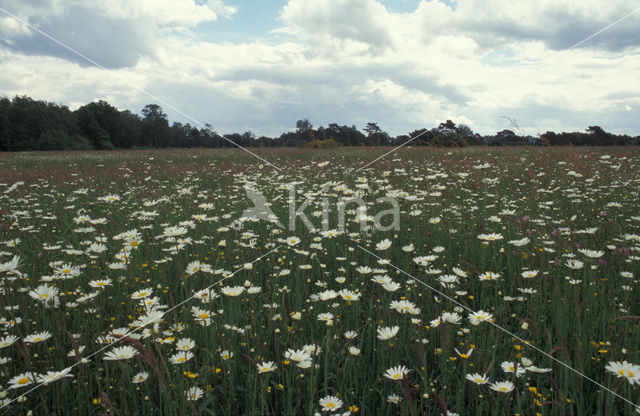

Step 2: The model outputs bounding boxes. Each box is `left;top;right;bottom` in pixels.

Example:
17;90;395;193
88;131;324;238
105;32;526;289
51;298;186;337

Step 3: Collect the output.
0;147;639;415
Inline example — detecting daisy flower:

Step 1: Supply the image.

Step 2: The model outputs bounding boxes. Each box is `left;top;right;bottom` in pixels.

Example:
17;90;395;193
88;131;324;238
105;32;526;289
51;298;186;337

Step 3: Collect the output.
257;361;277;374
578;249;604;258
490;380;515;393
521;270;539;279
384;365;410;380
469;310;493;326
605;361;640;385
465;373;489;385
477;233;503;241
132;372;149;383
387;394;402;404
0;335;19;349
28;284;59;302
478;271;500;281
185;386;204;401
176;338;196;351
169;351;194;365
318;395;343;412
24;331;52;344
103;345;138;361
7;372;35;389
565;259;584;270
36;368;73;385
131;288;153;300
377;326;400;340
376;239;392;250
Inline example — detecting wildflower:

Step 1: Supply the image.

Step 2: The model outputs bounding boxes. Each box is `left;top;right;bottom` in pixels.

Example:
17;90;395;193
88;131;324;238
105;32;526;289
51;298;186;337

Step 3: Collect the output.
465;373;489;385
565;259;584;270
521;270;539;278
132;372;149;383
169;351;194;365
89;279;113;289
377;326;400;340
285;348;312;363
0;335;19;349
103;345;138;361
376;239;392;250
382;281;401;292
344;331;358;339
24;331;52;344
605;361;640;385
578;249;604;258
319;395;343;412
384;365;410;380
131;288;153;299
387;394;402;403
317;313;334;321
257;361;277;374
53;264;81;278
221;286;245;297
36;368;73;385
479;271;500;281
478;233;503;241
390;300;420;314
185;386;204;401
338;289;360;301
28;284;59;302
501;361;526;378
509;237;530;246
286;236;301;246
490;380;515;393
7;372;34;389
176;338;195;351
469;310;493;326
348;346;361;356
455;348;474;359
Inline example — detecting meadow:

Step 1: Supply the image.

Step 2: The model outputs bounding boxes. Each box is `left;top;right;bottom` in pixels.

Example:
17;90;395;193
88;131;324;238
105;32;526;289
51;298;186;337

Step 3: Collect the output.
0;146;639;415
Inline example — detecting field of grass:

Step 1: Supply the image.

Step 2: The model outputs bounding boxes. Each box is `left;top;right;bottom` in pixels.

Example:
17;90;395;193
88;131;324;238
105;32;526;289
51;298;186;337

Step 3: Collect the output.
0;146;639;415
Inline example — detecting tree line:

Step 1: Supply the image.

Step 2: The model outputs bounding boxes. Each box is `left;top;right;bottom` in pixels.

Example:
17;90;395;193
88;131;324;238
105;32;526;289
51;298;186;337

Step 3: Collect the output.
1;95;638;151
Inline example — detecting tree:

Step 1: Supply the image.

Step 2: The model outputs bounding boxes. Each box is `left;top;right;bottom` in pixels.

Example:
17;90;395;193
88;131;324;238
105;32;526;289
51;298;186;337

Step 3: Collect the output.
295;119;312;134
141;104;170;147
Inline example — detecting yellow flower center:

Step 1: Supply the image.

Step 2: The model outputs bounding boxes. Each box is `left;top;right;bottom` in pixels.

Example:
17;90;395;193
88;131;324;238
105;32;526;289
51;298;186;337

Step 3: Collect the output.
40;294;49;299
178;357;185;363
327;403;335;409
62;269;71;274
33;337;42;342
18;377;30;384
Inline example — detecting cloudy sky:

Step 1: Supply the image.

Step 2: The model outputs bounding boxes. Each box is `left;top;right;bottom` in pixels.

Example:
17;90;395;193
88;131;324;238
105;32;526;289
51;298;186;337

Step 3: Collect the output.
0;0;639;137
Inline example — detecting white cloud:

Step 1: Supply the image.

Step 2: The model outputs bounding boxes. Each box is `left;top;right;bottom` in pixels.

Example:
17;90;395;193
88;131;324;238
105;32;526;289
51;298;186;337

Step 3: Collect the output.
0;0;638;137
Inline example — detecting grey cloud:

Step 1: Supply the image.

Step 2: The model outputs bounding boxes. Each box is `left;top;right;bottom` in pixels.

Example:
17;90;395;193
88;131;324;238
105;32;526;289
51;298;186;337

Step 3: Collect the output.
0;4;154;68
459;9;640;52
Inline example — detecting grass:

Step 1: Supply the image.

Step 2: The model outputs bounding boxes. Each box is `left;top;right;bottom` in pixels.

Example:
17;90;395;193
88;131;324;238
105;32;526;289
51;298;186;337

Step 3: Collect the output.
0;146;638;415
